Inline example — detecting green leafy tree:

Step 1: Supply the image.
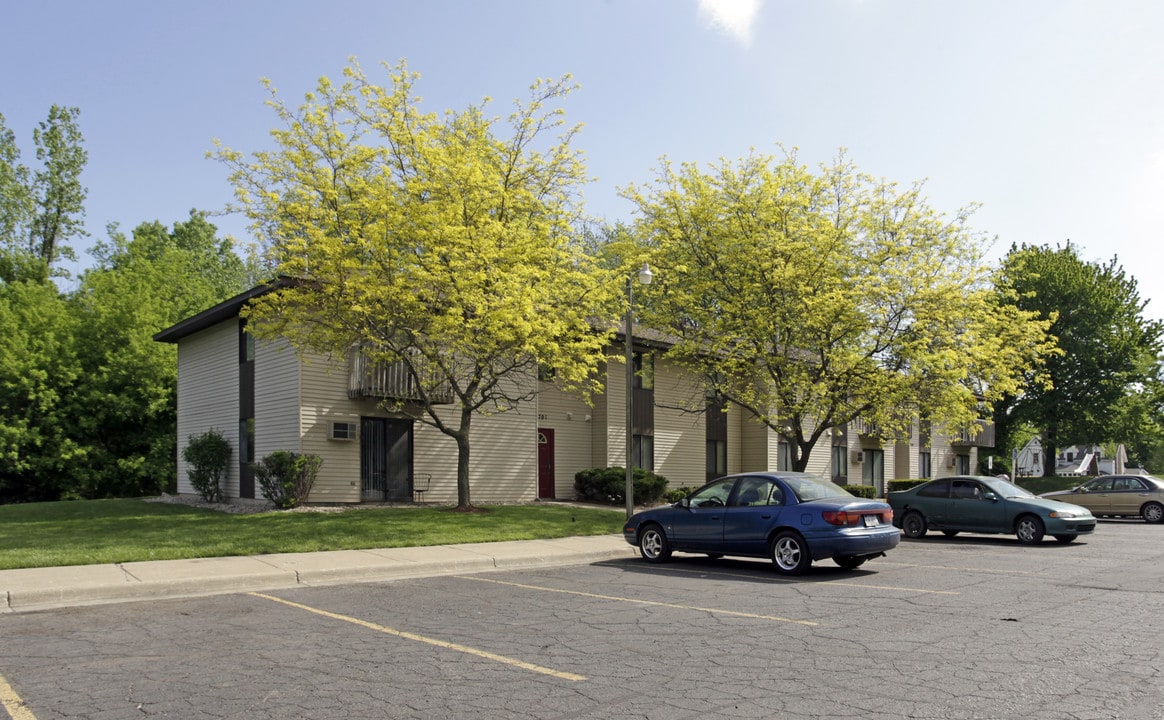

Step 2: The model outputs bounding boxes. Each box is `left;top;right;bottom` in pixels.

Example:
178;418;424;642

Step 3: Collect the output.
0;279;84;502
216;60;622;509
71;212;249;497
624;150;1056;471
0;106;88;283
994;242;1164;476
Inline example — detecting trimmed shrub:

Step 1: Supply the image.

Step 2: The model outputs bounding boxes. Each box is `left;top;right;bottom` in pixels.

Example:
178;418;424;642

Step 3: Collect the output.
664;486;694;503
181;430;232;503
574;467;669;506
842;484;878;499
253;451;322;509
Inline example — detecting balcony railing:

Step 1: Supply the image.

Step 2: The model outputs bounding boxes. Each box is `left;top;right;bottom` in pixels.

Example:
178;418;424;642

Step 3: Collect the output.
949;420;996;447
348;347;454;404
851;417;880;438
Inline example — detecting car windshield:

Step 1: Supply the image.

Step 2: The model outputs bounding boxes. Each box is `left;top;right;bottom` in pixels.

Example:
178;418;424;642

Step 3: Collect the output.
784;475;854;502
990;478;1035;498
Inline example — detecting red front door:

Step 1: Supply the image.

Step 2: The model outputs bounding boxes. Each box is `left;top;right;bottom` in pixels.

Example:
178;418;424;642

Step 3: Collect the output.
537;429;555;499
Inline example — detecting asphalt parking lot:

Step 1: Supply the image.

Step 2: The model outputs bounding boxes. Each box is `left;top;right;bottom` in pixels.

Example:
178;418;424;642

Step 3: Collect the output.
2;520;1163;719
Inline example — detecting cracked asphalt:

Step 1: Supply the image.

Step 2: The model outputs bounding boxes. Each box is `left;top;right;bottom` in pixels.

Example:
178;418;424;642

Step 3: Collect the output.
2;520;1162;719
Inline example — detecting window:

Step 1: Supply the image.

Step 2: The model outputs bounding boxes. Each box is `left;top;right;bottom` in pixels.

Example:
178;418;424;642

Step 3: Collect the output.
952;479;984;500
633;352;654;390
778;441;791;471
238;320;255;363
919;450;931;479
706;440;726;477
831;445;848;482
731;477;781;507
689;478;734;507
1113;477;1145;491
239;418;255;464
862;448;884;491
956;454;971;475
331;421;358;441
919;478;951;498
633;434;654;471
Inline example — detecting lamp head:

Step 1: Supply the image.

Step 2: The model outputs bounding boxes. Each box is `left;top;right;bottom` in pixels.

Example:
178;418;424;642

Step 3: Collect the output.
637;263;653;285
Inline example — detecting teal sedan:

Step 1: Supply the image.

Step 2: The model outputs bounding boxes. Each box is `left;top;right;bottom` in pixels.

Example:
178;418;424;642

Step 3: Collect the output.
887;475;1096;544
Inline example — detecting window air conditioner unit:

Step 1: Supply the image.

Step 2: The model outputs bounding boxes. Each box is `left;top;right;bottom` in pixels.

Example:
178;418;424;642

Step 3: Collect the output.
851;450;863;463
330;421;357;441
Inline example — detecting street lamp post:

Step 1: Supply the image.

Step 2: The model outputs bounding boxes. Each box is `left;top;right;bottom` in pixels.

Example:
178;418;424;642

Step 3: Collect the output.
626;263;653;520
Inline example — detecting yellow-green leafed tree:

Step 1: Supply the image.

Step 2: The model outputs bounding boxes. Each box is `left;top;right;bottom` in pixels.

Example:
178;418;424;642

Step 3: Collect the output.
215;60;622;509
624;149;1055;472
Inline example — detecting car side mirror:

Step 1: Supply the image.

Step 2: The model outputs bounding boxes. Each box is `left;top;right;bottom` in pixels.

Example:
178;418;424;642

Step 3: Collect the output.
983;492;998;502
676;497;690;509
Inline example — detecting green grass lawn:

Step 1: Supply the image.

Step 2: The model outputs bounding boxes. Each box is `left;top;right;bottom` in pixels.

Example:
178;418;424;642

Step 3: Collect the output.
0;499;627;570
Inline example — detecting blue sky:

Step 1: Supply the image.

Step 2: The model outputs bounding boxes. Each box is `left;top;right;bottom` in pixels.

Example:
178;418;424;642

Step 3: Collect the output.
5;0;1163;320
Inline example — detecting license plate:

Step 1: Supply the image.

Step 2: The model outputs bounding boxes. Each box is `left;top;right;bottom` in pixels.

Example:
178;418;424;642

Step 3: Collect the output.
863;515;879;527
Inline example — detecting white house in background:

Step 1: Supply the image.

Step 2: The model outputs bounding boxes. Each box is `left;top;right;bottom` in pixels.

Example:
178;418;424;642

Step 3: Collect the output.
154;284;987;505
1016;439;1133;477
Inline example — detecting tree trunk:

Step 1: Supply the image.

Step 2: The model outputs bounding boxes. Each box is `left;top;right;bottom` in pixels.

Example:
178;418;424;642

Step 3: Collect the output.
455;408;473;509
1042;424;1058;478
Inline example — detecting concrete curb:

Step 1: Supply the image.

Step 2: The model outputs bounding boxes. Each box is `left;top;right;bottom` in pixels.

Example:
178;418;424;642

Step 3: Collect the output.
0;535;637;613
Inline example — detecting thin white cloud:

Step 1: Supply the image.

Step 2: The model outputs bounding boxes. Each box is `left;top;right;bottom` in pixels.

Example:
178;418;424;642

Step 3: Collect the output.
697;0;761;47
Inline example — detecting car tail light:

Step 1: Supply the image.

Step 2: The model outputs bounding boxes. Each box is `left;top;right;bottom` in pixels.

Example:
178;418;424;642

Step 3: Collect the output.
822;511;859;526
822;510;893;526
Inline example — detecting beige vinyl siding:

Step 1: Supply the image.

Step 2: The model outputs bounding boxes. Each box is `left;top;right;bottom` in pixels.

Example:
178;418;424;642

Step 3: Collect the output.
651;357;706;490
930;428;977;478
175;321;239;496
590;363;609;469
800;420;834;478
535;381;595;498
254;336;303;459
725;402;744;475
598;357;625;469
894;439;913;480
740;411;774;471
415;380;539;505
298;350;362;503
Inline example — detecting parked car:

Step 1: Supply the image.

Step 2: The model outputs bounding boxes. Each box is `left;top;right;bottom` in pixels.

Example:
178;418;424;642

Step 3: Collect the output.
1040;474;1164;523
887;475;1096;544
622;472;900;575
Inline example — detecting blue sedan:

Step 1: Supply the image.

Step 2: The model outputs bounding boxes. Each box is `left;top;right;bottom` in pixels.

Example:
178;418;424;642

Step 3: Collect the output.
623;472;900;575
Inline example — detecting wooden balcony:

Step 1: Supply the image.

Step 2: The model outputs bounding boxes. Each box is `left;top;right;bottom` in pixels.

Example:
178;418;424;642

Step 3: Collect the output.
950;420;996;447
347;348;454;404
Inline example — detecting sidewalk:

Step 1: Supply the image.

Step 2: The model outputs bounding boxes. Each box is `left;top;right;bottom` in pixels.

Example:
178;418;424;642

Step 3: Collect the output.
0;535;638;613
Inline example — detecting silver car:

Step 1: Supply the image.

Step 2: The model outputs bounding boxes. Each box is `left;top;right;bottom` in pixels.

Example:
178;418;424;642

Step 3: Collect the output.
1041;474;1164;523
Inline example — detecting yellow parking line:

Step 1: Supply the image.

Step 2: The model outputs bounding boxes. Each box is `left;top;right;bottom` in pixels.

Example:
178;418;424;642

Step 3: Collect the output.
458;576;820;625
0;672;36;720
249;592;585;682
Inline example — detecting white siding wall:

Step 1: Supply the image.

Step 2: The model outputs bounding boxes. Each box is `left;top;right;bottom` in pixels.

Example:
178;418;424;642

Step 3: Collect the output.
175;322;239;496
